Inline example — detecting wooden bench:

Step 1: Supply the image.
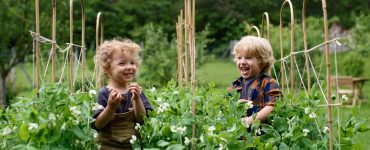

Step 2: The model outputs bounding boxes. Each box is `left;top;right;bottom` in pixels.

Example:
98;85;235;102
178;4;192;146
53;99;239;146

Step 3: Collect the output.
330;76;356;106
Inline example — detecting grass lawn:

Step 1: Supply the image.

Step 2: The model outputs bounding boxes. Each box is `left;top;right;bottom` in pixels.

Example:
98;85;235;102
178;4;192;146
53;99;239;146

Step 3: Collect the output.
198;59;370;148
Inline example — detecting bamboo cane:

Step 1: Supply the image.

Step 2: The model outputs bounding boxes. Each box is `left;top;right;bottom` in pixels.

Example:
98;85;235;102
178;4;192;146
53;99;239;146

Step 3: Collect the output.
191;0;196;149
81;0;85;92
249;26;261;37
321;0;334;149
261;12;270;41
179;10;183;89
184;0;189;87
69;0;74;94
302;0;311;94
52;0;57;83
35;0;40;92
95;12;103;89
280;0;295;96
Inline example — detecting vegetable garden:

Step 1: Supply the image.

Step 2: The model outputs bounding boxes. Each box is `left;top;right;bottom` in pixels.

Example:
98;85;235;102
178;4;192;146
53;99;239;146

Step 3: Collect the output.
0;0;369;149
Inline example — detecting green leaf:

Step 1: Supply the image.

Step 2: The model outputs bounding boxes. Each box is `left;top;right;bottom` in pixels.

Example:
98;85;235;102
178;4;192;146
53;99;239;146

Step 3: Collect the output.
279;142;289;150
165;144;184;150
18;124;29;141
157;140;170;147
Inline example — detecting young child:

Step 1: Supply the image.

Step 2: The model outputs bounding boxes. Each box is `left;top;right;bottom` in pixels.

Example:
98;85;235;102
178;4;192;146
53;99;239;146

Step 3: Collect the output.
228;36;281;127
92;39;153;149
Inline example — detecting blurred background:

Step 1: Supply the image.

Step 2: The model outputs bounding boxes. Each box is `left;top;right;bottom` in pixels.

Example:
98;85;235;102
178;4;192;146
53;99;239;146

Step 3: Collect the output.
0;0;369;105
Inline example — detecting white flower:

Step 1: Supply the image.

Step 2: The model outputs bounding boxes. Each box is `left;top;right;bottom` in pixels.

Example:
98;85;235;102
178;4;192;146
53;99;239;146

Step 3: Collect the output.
170;125;178;133
61;123;66;130
135;123;141;130
158;102;170;113
92;103;105;111
241;118;249;128
156;97;163;102
173;91;179;95
208;126;216;136
341;95;349;101
304;107;311;114
184;137;190;145
149;87;156;93
245;101;253;109
89;90;97;95
70;106;81;117
254;128;262;135
94;132;98;138
323;127;329;134
200;134;205;143
28;123;39;131
177;126;187;135
309;112;317;119
302;129;310;136
2;127;11;135
49;113;56;122
218;143;223;150
208;126;216;132
130;135;137;144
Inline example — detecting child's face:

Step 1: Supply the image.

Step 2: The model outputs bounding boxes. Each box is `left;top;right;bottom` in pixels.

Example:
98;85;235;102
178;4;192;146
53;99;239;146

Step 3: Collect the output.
106;50;137;84
235;53;263;79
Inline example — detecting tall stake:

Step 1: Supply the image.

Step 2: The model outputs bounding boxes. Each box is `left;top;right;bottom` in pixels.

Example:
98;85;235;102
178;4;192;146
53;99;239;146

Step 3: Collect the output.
321;0;333;149
95;12;103;89
52;0;57;83
191;0;196;149
184;0;189;87
261;12;270;41
177;10;183;89
280;0;295;97
35;0;40;92
69;0;74;94
81;0;85;92
302;0;311;93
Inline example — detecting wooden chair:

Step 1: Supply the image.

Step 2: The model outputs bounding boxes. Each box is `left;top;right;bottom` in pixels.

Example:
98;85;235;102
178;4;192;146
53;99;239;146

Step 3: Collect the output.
330;76;356;106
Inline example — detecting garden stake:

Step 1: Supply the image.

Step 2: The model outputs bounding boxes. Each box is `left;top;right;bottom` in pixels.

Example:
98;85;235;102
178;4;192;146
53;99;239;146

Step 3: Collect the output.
81;0;85;92
249;26;261;37
69;0;74;94
280;0;295;100
261;12;270;41
302;0;311;94
95;12;104;89
321;0;334;149
35;0;41;93
52;0;57;83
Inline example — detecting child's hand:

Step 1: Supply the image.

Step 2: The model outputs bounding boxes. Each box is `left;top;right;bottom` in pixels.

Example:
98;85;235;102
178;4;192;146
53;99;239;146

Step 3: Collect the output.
239;99;252;103
107;89;123;110
129;82;142;101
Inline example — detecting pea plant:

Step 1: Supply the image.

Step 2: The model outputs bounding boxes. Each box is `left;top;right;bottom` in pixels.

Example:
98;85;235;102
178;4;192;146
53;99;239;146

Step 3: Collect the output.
0;84;97;149
0;82;368;149
135;81;369;149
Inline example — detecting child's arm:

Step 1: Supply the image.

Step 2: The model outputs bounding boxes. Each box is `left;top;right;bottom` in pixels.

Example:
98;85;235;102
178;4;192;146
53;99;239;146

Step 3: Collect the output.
95;90;123;129
129;83;146;122
244;106;274;125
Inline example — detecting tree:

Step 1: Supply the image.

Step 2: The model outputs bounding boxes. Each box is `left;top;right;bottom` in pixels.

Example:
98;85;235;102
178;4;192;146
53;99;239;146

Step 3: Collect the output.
0;0;35;107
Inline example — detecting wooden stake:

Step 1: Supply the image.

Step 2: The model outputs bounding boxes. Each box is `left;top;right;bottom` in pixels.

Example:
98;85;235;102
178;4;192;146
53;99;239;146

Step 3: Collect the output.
52;0;57;83
35;0;40;92
95;12;103;89
261;12;270;41
249;26;261;37
81;0;85;92
280;0;295;97
321;0;334;149
69;0;74;94
302;0;311;94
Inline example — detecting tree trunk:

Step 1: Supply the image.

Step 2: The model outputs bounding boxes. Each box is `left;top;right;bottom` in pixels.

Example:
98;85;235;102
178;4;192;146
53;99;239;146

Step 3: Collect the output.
0;73;7;107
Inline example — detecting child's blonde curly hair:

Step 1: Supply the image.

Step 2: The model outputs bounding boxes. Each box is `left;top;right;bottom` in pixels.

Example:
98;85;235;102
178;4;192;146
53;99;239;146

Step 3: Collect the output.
232;36;275;73
95;38;141;74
